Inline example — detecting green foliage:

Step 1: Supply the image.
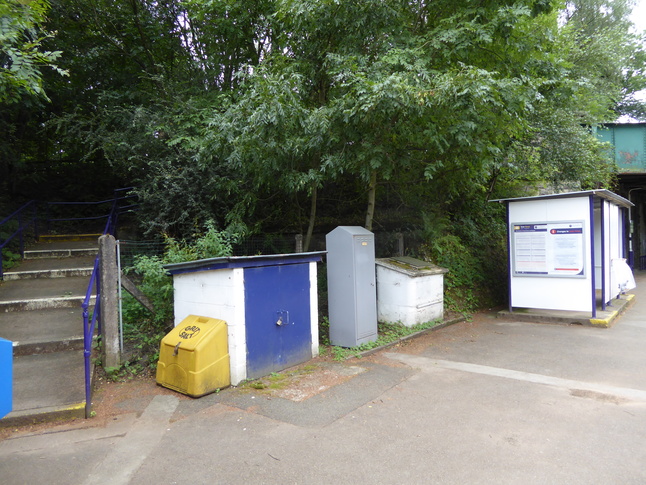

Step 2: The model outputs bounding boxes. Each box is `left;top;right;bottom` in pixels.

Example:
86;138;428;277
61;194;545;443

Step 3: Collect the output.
125;223;236;327
1;248;20;271
120;223;237;371
0;0;68;103
420;236;482;315
184;220;236;261
103;360;145;382
416;199;508;314
561;0;645;120
126;254;173;327
329;319;444;361
4;0;646;314
318;316;330;347
240;365;317;392
0;218;24;271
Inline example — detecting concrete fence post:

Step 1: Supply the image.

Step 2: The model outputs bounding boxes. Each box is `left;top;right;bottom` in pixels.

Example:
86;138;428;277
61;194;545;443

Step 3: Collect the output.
396;233;404;257
295;234;303;253
99;234;121;368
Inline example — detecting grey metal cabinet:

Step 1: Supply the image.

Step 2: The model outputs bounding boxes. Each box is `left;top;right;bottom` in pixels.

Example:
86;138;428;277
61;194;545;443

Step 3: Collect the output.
326;226;378;347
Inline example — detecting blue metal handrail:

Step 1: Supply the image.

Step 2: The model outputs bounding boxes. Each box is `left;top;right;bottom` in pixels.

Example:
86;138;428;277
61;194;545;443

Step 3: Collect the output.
82;256;101;418
44;193;136;234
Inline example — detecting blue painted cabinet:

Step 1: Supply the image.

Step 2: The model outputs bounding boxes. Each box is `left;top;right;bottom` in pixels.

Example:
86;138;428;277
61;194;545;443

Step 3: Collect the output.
244;263;312;379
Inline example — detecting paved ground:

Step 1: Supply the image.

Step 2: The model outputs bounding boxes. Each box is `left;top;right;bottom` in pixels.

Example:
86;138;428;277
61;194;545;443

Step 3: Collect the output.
1;272;645;484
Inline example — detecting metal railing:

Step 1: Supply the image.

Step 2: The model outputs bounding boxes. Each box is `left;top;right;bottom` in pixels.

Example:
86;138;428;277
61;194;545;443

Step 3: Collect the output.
82;255;102;418
1;188;137;419
81;188;136;418
1;188;138;279
44;189;137;236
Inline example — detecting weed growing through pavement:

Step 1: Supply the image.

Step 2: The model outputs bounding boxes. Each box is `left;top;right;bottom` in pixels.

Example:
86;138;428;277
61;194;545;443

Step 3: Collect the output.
328;319;444;361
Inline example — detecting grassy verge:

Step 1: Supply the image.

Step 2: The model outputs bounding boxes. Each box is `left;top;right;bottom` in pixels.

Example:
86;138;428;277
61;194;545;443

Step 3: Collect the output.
326;318;448;361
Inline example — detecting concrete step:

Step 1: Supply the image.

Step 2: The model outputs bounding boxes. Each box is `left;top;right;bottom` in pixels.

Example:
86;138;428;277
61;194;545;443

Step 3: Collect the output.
37;234;102;243
0;307;90;356
3;255;96;281
23;239;99;260
24;248;98;260
0;236;103;426
0;350;88;426
0;237;103;426
0;276;95;312
0;296;95;312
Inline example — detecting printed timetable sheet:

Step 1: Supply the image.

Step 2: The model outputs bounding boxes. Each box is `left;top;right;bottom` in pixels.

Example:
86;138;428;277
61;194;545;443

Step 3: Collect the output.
512;222;584;277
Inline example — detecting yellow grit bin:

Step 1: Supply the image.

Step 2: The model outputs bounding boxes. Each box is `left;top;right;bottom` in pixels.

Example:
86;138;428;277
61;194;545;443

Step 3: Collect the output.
156;315;230;397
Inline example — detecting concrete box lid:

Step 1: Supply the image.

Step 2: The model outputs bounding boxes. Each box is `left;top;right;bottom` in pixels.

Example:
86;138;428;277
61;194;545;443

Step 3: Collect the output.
375;256;448;277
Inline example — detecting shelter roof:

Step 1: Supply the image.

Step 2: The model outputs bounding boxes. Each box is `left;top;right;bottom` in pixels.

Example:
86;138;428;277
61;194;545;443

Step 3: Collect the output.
491;190;633;208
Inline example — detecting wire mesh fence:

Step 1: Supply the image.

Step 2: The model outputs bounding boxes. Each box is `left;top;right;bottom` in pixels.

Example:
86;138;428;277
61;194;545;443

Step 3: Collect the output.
117;231;421;269
232;234;302;256
117;240;166;268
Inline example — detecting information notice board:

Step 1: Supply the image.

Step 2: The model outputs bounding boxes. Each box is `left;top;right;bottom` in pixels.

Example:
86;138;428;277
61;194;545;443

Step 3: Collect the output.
511;221;585;277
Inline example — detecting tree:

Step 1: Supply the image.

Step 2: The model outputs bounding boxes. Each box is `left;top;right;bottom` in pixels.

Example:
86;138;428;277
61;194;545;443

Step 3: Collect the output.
22;0;274;234
0;0;67;103
4;0;639;244
207;1;560;234
561;0;646;121
0;0;69;200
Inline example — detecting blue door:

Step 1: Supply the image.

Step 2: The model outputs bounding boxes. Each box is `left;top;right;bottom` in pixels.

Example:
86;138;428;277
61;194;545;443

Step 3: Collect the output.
244;263;312;379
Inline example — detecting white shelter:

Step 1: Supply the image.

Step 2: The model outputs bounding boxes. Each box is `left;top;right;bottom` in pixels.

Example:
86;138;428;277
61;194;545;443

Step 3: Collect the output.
493;190;634;318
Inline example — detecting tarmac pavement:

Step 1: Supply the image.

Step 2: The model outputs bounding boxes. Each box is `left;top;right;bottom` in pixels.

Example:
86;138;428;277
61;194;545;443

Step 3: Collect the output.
1;271;645;484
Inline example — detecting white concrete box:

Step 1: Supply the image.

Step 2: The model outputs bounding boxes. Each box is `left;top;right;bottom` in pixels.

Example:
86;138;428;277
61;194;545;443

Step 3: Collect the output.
376;256;448;327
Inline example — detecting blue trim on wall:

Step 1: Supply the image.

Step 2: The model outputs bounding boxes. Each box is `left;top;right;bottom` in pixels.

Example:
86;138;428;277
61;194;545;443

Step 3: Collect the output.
589;195;597;319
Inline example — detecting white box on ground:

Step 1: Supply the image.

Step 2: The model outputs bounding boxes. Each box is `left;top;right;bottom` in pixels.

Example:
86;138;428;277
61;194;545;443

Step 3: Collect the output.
376;256;448;327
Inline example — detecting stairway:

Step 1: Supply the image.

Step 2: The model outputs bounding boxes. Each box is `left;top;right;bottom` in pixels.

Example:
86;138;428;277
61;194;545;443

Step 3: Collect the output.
0;237;98;426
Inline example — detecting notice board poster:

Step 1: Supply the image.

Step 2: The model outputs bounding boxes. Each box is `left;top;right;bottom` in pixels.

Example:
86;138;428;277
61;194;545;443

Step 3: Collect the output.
512;221;585;277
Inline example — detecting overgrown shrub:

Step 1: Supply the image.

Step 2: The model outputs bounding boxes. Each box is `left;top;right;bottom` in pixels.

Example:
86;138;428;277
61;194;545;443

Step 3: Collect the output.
1;220;22;272
419;235;483;314
416;208;508;314
120;222;237;372
1;248;21;272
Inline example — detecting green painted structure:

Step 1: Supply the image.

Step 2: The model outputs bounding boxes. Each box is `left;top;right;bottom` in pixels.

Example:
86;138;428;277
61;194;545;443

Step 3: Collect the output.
596;123;646;269
597;123;646;173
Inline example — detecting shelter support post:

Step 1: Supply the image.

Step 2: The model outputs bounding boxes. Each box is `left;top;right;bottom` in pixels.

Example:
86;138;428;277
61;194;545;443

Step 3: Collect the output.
589;195;597;319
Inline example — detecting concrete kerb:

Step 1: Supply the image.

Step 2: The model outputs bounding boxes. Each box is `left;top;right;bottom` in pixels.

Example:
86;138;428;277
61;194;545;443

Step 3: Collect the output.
497;293;635;327
0;402;87;428
589;294;635;327
2;268;94;281
0;358;96;428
